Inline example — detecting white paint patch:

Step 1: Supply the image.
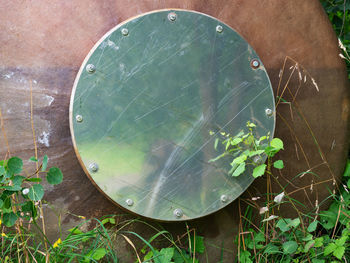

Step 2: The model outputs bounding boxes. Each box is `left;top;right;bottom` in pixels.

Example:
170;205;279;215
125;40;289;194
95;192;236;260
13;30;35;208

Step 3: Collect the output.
107;40;119;51
38;131;50;147
46;95;54;106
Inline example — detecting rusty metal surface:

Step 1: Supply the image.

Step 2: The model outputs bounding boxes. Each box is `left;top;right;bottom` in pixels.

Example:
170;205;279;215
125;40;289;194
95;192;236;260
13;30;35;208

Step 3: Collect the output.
0;0;349;261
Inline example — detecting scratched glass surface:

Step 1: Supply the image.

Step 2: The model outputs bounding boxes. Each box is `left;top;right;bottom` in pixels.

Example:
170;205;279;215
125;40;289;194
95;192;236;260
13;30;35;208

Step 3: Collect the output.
71;10;275;221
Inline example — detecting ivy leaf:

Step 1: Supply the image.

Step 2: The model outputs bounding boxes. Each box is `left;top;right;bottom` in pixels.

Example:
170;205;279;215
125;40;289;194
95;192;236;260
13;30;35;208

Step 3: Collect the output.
41;155;48;171
273;160;284;169
282;241;298;254
270;138;284;150
232;162;245;177
253;164;266;178
307;221;318;232
28;184;44;201
46;167;63;185
3;212;18;227
7;157;23;175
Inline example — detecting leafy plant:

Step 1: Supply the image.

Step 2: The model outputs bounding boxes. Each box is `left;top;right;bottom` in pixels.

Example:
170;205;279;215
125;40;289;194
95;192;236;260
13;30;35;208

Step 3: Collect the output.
209;121;284;178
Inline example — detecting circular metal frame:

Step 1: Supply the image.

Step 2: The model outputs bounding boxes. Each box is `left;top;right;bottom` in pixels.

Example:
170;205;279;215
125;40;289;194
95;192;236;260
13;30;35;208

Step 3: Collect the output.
69;9;275;221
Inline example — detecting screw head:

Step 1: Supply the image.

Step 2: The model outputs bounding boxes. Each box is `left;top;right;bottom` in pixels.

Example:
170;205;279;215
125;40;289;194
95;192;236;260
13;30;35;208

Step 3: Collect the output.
126;199;134;206
121;28;129;36
173;208;183;218
251;59;260;69
75;115;83;123
220;194;228;203
89;163;99;173
216;25;223;33
86;64;96;73
265;108;273;117
168;12;177;21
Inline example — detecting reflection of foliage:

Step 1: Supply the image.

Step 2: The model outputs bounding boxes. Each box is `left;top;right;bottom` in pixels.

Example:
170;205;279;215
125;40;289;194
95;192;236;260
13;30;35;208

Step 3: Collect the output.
209;121;284;178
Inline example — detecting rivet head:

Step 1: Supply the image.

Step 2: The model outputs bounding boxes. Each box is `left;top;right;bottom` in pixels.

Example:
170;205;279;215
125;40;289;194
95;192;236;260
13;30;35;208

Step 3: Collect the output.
86;64;96;73
75;115;83;123
121;28;129;36
251;59;260;69
220;194;228;203
216;25;223;33
173;208;183;218
265;108;273;117
89;163;99;173
126;199;134;206
168;12;177;21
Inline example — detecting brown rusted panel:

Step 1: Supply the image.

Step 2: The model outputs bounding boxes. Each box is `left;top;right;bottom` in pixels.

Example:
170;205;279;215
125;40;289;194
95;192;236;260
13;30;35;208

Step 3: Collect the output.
0;0;349;261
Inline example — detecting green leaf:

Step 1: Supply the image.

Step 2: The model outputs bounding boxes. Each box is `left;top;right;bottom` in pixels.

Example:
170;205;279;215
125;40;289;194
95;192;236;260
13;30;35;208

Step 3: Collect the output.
343;159;350;177
273;160;284;169
1;185;22;191
29;156;38;162
289;218;301;228
304;240;315;252
324;243;337;256
41;155;48;171
46;167;63;185
21;201;37;218
270;138;284;150
0;166;5;176
312;259;325;263
253;164;266;178
25;178;42;182
0;199;3;208
231;154;247;165
68;227;84;235
247;150;265;157
214;138;219;150
314;237;324;248
231;137;243;146
89;248;107;261
28;184;44;201
307;221;318;232
276;219;291;232
282;241;298;254
3;212;17;227
333;246;345;260
239;250;253;263
156;248;174;263
12;175;24;186
190;235;205;254
232;162;245;177
264;244;279;254
247;122;256;128
320;210;337;230
7;157;23;174
335;236;347;247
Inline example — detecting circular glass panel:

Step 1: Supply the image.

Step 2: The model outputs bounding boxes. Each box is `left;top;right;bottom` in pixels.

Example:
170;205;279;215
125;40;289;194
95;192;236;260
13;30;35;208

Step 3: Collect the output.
70;10;275;221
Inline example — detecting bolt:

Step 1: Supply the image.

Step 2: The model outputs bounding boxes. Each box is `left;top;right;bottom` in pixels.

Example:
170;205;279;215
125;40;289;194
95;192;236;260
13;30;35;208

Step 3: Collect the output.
86;64;96;73
168;12;177;22
76;115;83;123
126;199;134;206
216;25;223;33
173;208;183;218
265;108;273;117
251;59;260;69
121;28;129;36
89;163;99;173
220;194;228;203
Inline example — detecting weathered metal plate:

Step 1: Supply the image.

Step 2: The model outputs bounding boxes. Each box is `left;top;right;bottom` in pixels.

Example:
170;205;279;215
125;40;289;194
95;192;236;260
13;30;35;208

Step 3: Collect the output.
70;10;275;221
